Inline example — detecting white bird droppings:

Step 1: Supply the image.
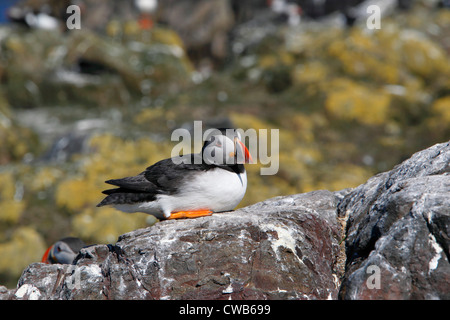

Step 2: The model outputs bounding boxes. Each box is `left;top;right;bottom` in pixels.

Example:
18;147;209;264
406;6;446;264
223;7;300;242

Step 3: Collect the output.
428;234;443;273
15;284;41;300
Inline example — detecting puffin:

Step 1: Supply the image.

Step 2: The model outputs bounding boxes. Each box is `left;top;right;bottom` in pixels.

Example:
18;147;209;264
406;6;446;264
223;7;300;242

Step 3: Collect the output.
41;237;86;264
97;128;253;220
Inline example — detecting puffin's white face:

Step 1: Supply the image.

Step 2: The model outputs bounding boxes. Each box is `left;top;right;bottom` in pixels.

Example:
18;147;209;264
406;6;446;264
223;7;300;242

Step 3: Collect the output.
50;241;77;264
202;131;252;165
203;134;236;165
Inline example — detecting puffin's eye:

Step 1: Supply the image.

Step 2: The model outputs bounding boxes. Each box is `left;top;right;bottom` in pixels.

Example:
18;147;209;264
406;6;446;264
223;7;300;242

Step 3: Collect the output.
56;246;61;252
210;135;221;147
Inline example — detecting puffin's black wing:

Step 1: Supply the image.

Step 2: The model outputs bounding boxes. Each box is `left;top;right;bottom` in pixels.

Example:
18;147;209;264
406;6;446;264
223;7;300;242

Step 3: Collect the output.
143;153;213;193
96;154;211;207
104;174;156;192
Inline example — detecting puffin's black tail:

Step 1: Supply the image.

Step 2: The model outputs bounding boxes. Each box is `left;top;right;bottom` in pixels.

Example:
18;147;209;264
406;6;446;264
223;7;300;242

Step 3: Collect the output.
97;176;158;207
96;187;156;207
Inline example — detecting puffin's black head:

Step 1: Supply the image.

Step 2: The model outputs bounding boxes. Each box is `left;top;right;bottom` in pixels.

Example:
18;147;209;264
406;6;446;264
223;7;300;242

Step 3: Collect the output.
202;128;252;165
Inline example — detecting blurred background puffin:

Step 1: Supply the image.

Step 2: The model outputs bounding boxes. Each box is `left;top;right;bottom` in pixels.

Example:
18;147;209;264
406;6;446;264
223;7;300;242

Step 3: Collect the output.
41;237;86;264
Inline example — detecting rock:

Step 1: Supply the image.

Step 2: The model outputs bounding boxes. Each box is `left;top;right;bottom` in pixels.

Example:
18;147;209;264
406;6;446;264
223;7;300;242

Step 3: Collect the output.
338;141;450;299
0;285;13;300
5;190;344;300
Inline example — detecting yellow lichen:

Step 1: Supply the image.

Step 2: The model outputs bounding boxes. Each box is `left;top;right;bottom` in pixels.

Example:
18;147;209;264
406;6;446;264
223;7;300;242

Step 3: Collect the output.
325;78;391;125
0;227;46;276
29;167;63;192
314;163;374;191
72;207;149;244
0;171;24;223
431;96;450;124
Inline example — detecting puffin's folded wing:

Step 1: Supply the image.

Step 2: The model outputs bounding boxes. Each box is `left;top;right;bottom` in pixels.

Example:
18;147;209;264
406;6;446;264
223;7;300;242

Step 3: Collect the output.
143;155;211;194
97;155;209;207
104;173;157;192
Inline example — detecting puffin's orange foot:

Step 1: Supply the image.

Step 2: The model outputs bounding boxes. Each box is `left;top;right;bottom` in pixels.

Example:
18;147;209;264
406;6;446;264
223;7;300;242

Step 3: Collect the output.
168;210;213;220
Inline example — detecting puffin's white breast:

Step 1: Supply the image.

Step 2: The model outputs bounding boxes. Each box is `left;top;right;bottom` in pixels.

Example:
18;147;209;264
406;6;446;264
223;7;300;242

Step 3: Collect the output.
158;168;248;215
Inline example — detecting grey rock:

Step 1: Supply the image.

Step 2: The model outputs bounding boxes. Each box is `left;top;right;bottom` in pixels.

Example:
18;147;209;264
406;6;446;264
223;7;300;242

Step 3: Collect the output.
338;141;450;299
8;190;343;300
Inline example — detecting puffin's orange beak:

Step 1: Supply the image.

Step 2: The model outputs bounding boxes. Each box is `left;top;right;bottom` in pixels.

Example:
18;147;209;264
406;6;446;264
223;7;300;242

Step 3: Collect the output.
236;139;253;164
41;245;53;264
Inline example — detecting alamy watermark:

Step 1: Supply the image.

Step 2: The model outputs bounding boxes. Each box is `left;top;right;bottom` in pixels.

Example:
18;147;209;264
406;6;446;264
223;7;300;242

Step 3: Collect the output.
170;121;279;175
66;5;81;30
366;5;381;30
366;265;381;289
63;3;383;31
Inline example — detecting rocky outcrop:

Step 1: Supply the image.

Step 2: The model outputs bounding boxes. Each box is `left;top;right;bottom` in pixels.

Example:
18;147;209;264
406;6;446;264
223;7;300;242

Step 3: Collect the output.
1;141;449;300
1;190;345;300
338;141;450;299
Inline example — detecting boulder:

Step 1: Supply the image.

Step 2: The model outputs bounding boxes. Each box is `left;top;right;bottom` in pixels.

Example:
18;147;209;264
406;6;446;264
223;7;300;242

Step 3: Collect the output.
5;190;344;300
338;141;450;299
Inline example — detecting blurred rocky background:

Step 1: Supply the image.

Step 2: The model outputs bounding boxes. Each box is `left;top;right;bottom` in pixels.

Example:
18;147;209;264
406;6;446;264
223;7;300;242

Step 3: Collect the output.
0;0;449;288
